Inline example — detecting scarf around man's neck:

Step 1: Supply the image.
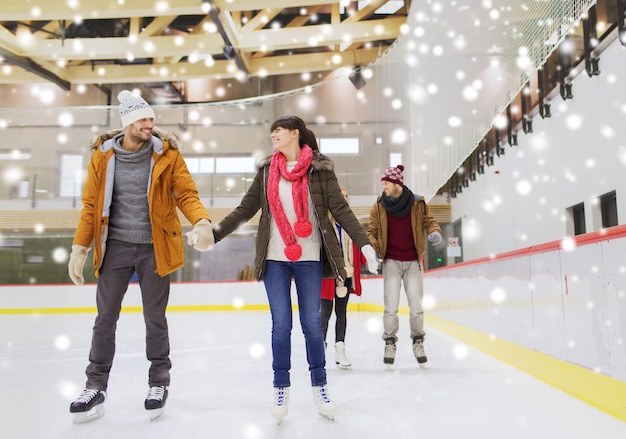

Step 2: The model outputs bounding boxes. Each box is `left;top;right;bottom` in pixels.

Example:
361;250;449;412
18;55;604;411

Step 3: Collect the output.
381;185;414;218
268;145;313;261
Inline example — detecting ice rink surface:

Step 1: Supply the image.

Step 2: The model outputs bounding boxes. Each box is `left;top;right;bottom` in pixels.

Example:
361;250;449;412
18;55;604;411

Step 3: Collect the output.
1;309;625;439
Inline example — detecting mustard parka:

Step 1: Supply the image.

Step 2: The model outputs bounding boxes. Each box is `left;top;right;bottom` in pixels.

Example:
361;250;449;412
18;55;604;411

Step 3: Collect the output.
368;194;442;263
72;128;210;277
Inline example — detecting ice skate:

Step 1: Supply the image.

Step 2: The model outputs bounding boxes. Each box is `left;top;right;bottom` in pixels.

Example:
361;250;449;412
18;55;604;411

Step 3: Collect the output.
334;341;352;369
69;388;106;424
383;338;396;366
312;385;336;420
271;386;290;425
145;385;168;420
412;336;428;365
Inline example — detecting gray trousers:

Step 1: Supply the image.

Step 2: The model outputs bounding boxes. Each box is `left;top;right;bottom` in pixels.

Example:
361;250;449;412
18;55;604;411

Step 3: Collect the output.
382;259;425;342
85;240;171;391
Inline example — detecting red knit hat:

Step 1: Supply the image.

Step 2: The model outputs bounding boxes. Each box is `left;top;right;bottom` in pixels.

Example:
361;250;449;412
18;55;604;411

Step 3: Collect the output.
381;164;404;185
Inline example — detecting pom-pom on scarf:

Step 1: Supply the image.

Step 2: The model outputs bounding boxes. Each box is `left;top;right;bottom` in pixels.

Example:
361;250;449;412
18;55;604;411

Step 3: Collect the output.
268;145;313;261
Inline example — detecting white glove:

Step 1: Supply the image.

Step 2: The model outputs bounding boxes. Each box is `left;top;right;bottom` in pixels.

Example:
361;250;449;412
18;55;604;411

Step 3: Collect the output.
361;244;379;274
186;219;215;251
428;231;443;245
68;244;90;285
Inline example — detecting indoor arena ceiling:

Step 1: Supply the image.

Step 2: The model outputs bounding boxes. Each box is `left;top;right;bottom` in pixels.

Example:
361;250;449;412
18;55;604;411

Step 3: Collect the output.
0;0;410;103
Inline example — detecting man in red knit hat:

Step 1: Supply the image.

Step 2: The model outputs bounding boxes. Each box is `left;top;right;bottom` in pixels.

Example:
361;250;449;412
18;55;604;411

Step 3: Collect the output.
367;164;442;366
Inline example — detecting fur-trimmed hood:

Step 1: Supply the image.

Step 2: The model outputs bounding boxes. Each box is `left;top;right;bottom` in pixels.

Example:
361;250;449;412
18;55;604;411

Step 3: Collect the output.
90;126;179;151
257;150;334;172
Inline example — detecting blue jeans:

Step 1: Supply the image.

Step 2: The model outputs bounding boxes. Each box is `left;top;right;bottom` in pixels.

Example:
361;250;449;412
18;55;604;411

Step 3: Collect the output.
263;260;326;387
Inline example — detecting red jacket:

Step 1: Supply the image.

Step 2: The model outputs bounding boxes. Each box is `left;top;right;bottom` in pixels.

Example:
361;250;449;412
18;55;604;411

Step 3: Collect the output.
321;243;365;300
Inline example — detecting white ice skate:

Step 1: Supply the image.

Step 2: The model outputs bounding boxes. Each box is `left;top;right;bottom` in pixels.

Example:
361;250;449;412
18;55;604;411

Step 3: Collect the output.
69;389;106;424
312;385;336;421
334;341;352;369
271;386;290;425
145;386;168;421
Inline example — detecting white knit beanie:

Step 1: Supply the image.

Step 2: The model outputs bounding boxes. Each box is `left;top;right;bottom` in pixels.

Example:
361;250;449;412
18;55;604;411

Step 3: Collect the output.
117;90;155;127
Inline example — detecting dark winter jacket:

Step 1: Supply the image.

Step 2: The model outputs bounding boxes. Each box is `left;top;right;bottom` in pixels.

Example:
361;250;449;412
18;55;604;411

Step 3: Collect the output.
213;151;370;281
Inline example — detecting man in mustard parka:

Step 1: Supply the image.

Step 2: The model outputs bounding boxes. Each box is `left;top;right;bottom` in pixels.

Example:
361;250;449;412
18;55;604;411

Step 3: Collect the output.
67;90;214;423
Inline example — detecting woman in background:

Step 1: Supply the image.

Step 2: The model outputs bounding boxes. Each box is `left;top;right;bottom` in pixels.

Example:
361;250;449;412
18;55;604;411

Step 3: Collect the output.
320;187;367;369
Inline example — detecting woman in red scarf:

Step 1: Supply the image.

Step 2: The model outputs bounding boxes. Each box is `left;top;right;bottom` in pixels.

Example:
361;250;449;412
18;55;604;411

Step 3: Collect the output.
213;116;378;424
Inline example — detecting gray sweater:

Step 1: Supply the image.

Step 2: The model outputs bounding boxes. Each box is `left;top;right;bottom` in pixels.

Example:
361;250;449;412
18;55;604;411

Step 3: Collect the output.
107;134;153;244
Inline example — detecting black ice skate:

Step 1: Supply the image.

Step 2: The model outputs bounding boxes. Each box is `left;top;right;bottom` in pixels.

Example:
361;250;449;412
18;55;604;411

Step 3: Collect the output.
383;338;397;365
69;389;106;424
412;336;428;365
145;385;168;420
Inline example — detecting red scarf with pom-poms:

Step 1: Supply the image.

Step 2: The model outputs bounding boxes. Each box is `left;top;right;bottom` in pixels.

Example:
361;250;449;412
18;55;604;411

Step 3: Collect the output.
268;145;313;261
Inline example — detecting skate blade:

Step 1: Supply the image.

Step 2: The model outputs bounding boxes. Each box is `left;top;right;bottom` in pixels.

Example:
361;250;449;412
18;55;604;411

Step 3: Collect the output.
72;405;105;424
272;409;287;425
318;412;335;421
337;364;352;370
148;408;164;421
271;412;287;425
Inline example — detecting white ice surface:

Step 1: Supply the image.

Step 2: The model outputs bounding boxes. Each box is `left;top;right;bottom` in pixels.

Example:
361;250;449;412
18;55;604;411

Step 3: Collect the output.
1;310;625;439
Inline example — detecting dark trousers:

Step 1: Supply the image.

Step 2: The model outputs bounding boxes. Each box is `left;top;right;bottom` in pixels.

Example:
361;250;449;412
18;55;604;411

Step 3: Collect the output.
85;240;171;391
320;278;352;344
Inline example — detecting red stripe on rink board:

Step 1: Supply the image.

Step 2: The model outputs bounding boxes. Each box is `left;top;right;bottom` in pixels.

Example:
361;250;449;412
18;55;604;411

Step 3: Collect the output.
427;223;626;273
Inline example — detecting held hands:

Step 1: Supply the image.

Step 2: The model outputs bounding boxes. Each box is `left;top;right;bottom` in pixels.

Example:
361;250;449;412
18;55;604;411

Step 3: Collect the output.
186;219;215;251
361;244;379;274
68;244;90;285
428;231;443;245
335;279;348;298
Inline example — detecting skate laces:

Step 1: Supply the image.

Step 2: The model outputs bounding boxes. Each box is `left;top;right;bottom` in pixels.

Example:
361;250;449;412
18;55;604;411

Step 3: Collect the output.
413;338;425;353
384;342;396;356
76;389;101;404
316;386;332;404
146;386;166;401
274;387;287;406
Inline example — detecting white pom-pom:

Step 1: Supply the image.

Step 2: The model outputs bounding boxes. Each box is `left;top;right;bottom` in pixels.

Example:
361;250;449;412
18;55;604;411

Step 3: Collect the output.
117;90;133;103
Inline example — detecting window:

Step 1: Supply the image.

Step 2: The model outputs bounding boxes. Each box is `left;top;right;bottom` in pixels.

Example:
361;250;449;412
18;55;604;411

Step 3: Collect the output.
59;154;83;197
600;191;618;228
572;202;586;235
318;137;360;155
389;153;402;167
215;157;255;174
0;149;31;160
184;156;255;174
184;157;215;174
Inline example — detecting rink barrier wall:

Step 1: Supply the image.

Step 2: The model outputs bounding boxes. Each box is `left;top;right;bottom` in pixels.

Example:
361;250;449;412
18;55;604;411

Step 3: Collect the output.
425;224;626;423
2;221;626;422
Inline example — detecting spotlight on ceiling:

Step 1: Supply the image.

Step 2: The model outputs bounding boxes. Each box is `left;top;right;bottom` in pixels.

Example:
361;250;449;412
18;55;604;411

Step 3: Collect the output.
348;66;366;90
